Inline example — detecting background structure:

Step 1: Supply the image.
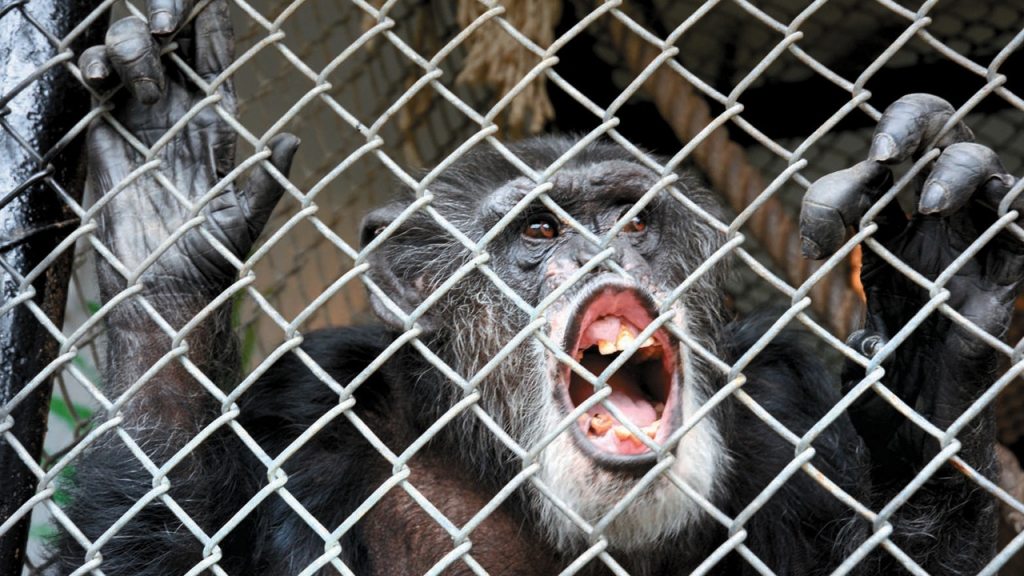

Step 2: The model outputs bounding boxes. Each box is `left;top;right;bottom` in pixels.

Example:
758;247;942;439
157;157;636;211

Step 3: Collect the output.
2;0;1023;574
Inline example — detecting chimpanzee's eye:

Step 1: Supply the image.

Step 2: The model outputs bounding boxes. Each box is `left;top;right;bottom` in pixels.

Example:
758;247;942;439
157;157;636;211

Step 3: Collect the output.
523;213;559;240
620;208;647;233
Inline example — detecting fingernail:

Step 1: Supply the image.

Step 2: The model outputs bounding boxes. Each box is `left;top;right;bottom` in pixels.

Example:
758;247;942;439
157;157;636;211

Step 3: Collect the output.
919;181;949;214
992;173;1015;187
868;134;897;163
132;78;161;105
86;61;108;80
860;334;886;358
801;236;822;260
150;10;174;34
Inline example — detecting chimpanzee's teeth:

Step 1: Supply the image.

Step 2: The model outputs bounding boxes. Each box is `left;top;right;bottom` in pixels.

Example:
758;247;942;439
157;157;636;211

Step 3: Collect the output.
574;383;667;446
589;413;613;435
594;334;658;356
644;420;660;438
583;416;662;444
613;425;643;446
581;315;661;358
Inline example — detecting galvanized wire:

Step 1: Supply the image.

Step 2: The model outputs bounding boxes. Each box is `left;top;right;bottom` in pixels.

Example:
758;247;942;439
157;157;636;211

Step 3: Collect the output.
3;0;1024;574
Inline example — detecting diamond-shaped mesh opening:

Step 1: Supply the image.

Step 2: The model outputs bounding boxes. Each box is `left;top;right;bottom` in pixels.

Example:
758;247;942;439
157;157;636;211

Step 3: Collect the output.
4;1;1024;575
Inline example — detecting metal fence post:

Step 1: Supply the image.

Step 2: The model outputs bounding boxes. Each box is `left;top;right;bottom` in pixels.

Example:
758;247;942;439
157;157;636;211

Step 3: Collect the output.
0;0;107;570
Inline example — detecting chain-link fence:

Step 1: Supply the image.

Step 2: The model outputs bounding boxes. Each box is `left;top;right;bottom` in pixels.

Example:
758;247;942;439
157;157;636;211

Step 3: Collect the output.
2;0;1024;574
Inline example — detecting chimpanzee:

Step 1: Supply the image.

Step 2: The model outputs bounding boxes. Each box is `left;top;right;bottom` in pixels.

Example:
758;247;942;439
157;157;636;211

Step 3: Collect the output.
48;1;1021;575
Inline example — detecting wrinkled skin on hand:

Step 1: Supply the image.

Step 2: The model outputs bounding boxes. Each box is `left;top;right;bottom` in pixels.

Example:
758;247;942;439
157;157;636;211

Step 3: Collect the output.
79;0;299;303
801;93;1023;474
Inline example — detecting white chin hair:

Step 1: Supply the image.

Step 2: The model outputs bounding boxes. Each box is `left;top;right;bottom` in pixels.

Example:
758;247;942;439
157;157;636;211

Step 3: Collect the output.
529;383;726;553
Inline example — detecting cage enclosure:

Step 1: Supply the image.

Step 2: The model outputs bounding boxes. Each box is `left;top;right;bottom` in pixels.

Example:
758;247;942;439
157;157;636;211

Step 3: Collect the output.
3;0;1024;574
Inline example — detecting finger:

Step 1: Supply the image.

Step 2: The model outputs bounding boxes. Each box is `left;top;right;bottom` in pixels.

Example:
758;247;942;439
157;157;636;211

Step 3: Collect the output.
800;160;894;259
973;157;1024;286
918;142;1014;216
239;134;301;242
846;329;888;360
85;119;129;193
147;0;195;35
79;45;117;93
868;94;975;164
105;17;166;106
192;0;234;82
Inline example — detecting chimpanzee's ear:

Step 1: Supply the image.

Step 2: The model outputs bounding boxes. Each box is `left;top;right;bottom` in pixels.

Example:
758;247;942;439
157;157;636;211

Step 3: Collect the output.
359;202;438;334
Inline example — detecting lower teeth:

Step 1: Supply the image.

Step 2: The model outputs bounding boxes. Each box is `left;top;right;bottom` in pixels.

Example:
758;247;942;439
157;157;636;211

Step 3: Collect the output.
589;413;614;435
586;414;661;443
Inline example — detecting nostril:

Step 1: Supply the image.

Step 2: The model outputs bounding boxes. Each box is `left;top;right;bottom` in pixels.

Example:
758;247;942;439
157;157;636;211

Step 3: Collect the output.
574;238;603;267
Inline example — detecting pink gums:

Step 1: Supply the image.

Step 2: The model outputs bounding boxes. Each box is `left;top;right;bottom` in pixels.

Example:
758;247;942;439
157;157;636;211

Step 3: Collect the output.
562;288;679;455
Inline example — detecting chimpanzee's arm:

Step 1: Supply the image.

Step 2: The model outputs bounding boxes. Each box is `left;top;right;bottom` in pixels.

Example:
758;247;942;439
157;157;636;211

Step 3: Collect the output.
801;94;1020;573
50;1;296;572
82;0;297;424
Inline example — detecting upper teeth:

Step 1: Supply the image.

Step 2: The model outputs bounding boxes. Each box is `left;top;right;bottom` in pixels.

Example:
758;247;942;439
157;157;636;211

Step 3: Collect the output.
597;330;656;356
577;315;662;360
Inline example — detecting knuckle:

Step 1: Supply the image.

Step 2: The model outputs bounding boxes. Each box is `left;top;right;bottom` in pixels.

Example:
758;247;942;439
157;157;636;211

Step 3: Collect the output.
79;47;109;81
798;203;845;259
942;142;997;165
106;30;159;68
106;17;151;45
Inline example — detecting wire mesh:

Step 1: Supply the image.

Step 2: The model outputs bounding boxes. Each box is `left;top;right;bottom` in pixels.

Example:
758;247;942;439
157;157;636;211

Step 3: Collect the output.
2;0;1023;574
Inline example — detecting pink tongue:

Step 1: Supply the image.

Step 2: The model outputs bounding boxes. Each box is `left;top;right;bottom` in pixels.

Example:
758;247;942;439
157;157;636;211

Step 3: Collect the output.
583;316;623;347
580;356;656;427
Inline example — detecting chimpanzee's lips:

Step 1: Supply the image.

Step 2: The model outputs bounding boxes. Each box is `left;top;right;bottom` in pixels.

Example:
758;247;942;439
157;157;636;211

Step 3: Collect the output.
558;284;680;469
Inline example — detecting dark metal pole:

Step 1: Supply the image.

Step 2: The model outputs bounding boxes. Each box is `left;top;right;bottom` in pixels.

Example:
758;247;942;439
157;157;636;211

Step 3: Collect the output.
0;0;107;571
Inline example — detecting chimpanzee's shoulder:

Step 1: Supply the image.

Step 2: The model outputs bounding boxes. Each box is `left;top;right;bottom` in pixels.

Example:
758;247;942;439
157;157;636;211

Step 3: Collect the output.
721;310;840;416
297;324;394;364
720;310;861;465
717;312;865;569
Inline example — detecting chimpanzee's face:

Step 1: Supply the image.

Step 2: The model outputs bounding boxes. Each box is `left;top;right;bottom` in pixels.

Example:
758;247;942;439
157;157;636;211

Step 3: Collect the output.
462;162;729;551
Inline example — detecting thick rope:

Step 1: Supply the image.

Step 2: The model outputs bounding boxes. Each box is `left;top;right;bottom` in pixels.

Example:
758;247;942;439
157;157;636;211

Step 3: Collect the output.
456;0;561;136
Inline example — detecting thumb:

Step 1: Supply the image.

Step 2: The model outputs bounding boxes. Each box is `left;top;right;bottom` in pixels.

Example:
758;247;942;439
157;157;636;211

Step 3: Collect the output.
239;133;300;242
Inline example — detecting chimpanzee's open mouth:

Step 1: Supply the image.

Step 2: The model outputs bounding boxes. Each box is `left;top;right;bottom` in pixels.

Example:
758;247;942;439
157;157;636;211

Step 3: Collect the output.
559;284;680;467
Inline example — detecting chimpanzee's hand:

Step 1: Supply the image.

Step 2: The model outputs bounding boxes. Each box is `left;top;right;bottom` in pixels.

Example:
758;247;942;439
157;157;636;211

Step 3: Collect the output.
800;94;1023;464
80;0;298;303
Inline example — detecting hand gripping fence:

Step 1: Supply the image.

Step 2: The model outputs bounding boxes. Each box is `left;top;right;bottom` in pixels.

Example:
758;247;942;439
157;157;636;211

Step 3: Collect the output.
2;0;1024;574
